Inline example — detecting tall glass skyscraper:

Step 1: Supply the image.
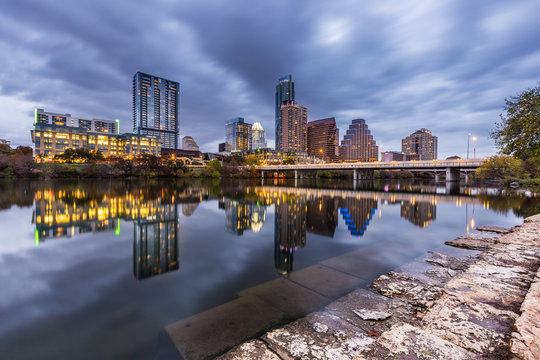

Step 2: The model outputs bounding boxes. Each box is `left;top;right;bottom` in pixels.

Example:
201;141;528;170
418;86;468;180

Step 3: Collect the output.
133;72;179;149
251;122;267;149
225;117;252;152
275;75;295;151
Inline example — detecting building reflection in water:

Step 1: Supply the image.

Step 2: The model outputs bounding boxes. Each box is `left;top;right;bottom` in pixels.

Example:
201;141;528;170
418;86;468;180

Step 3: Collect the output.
221;200;266;235
31;183;452;280
400;200;437;228
133;204;179;280
32;186;184;281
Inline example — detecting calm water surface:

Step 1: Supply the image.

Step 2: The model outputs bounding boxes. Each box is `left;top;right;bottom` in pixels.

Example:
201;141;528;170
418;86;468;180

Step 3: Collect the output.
0;179;538;359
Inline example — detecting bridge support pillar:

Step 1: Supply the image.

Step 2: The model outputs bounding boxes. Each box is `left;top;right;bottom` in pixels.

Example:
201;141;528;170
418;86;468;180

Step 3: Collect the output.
446;167;461;182
261;171;264;179
435;173;440;182
353;169;357;181
465;173;470;184
294;170;298;180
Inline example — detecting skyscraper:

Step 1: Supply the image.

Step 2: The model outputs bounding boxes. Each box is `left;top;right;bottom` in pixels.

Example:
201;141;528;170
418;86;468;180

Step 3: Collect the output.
251;122;267;149
340;119;378;162
307;117;339;163
401;128;438;160
182;136;199;151
133;72;179;149
225;117;252;152
275;75;295;151
279;100;307;152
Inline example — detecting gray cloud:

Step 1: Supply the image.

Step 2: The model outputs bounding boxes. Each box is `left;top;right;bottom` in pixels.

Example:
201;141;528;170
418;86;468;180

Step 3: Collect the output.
0;0;539;158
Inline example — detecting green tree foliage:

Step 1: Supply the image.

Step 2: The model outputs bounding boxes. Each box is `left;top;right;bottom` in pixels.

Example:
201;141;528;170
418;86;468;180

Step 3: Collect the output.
491;83;540;160
475;155;524;179
54;148;105;163
244;155;260;166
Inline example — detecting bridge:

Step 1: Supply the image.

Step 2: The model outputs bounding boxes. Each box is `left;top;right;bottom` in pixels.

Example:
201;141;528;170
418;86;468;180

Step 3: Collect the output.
256;159;486;182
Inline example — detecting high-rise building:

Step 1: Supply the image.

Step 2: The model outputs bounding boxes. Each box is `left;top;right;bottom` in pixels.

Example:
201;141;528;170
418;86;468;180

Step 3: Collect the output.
279;101;307;152
133;72;179;149
401;128;438;160
307;117;339;163
225;117;252;152
182;136;199;151
275;75;295;151
251;122;267;149
340;119;378;162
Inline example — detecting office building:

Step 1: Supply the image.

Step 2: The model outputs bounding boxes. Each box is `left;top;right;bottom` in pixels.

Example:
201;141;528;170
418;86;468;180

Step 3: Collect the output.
133;72;179;149
381;151;405;162
275;75;295;151
225;117;252;152
400;200;436;228
251;122;267;149
182;136;199;151
31;109;161;158
307;117;339;163
218;142;231;153
340;119;378;162
402;128;438;160
279;100;307;152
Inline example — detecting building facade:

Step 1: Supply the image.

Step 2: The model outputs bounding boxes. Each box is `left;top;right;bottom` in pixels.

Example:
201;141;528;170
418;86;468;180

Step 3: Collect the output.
31;109;161;158
381;151;405;162
275;75;295;151
401;128;438;160
133;72;179;149
251;122;267;149
182;136;199;151
307;117;339;163
279;100;307;153
340;119;378;162
225;117;252;152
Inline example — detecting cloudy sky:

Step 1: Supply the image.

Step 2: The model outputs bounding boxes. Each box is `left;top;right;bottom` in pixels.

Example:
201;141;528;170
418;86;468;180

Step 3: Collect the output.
0;0;539;158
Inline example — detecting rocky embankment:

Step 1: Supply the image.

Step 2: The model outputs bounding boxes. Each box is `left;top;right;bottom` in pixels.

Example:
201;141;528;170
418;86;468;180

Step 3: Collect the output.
218;214;540;360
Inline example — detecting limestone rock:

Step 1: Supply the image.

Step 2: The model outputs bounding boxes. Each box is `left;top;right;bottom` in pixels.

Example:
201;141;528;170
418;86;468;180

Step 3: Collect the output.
325;288;415;334
216;340;281;360
425;251;474;271
352;309;391;321
524;214;540;223
510;268;540;360
422;294;517;357
355;323;476;360
476;225;512;234
262;311;374;360
445;234;497;251
371;271;444;308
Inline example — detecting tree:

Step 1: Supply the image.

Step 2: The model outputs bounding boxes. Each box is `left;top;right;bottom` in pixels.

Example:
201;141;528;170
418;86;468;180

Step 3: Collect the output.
491;83;540;160
244;155;260;166
475;155;524;180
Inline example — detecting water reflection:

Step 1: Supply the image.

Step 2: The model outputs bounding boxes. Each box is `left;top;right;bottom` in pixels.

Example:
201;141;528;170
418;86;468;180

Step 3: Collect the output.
24;179;540;280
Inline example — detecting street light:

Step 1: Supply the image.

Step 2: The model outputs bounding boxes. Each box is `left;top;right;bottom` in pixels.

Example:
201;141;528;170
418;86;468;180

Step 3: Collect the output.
472;136;477;159
467;133;471;160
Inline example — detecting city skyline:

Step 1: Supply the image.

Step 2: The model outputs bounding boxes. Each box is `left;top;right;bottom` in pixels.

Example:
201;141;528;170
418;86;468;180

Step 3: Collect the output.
1;1;539;158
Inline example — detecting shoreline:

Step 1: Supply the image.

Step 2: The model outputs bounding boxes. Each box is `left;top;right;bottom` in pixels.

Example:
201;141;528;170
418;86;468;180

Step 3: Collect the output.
201;214;540;359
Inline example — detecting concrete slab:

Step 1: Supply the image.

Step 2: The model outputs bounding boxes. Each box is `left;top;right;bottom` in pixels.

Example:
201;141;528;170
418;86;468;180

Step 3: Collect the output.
355;323;476;359
324;288;415;334
288;264;366;299
262;311;374;360
423;294;517;357
166;295;285;360
238;278;330;319
215;340;281;360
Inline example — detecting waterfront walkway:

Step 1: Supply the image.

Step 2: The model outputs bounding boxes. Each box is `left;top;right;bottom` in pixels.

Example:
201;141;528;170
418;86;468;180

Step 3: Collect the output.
211;214;540;359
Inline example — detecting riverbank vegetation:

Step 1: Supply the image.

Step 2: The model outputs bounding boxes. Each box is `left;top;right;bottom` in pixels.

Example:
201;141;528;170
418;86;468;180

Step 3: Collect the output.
476;83;540;191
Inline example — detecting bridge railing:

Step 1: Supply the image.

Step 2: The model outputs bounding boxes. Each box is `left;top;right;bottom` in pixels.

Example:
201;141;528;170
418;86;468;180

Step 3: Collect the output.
256;159;486;171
